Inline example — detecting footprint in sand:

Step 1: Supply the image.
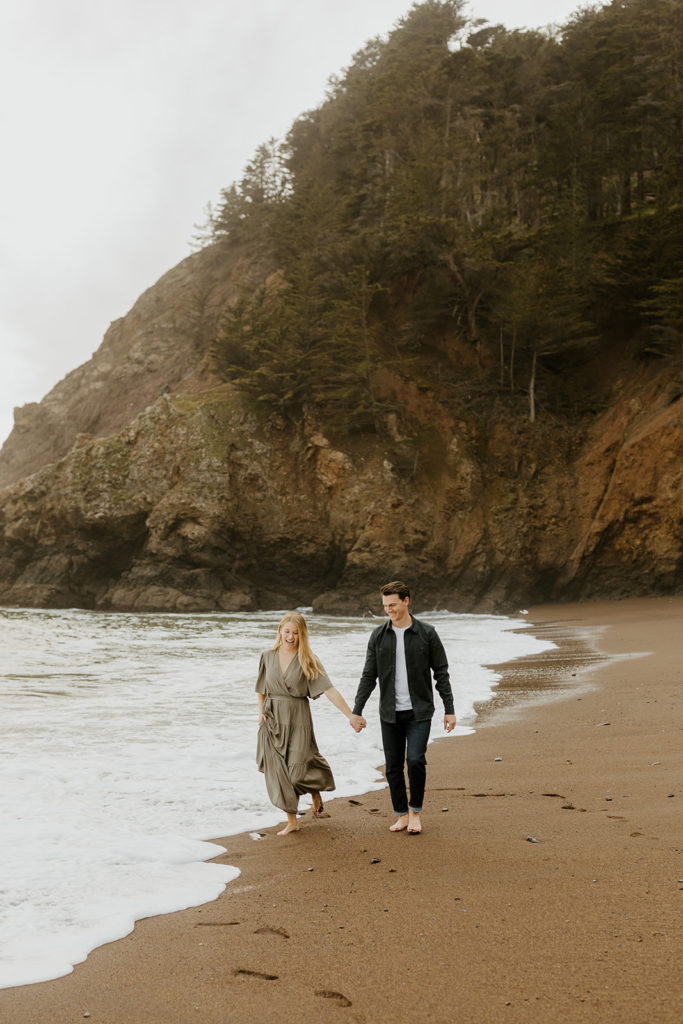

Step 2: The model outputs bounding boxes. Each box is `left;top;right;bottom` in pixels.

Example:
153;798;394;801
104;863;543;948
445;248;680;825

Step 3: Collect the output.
315;990;352;1007
254;926;290;938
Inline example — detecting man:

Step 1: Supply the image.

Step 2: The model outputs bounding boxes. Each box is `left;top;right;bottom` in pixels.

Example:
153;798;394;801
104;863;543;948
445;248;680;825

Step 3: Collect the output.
350;581;456;834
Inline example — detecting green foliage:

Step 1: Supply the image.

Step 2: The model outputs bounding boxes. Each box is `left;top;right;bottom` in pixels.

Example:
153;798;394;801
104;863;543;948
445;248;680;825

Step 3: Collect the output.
202;0;682;424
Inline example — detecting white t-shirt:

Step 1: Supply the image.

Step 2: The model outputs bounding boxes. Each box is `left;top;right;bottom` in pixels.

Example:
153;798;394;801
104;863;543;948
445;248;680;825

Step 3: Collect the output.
393;625;413;711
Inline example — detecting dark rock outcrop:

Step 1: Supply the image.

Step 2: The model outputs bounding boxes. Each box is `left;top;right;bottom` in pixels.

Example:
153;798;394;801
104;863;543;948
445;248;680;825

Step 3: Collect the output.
0;313;680;613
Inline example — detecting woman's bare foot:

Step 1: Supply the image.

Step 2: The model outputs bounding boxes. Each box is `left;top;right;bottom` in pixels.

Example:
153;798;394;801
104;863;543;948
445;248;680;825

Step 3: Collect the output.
312;792;324;818
277;813;300;836
407;810;422;834
389;815;409;832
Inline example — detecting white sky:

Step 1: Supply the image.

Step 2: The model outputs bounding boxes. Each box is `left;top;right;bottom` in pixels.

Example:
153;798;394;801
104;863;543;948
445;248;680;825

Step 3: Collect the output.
0;0;587;447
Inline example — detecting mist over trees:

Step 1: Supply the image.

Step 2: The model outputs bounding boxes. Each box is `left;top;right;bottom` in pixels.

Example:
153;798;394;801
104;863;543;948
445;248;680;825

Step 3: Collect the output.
200;0;682;426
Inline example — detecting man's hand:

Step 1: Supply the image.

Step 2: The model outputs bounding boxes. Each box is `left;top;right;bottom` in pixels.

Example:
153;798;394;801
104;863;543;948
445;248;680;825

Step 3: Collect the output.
350;714;366;733
444;714;456;733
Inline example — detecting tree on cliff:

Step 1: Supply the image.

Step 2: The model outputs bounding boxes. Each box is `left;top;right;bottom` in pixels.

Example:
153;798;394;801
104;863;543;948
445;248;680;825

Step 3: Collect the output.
203;0;682;425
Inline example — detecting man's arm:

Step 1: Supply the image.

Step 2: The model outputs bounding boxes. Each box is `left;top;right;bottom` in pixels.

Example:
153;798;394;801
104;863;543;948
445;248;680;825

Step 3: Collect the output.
429;629;455;716
352;631;379;716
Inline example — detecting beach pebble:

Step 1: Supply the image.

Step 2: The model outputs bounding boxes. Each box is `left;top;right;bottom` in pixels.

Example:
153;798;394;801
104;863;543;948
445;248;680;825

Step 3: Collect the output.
526;836;540;843
307;867;314;872
667;793;675;798
371;858;381;864
494;757;503;762
442;807;449;812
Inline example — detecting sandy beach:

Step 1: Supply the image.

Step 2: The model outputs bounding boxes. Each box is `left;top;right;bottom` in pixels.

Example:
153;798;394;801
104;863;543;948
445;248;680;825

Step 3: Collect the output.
1;596;681;1024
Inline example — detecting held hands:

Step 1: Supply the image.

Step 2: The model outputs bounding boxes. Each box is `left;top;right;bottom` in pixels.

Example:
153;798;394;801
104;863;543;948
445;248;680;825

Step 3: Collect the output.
444;714;456;733
349;713;367;733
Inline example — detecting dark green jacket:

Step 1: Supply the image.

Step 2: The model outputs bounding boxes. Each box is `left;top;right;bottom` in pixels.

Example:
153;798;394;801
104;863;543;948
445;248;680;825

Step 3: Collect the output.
353;615;454;723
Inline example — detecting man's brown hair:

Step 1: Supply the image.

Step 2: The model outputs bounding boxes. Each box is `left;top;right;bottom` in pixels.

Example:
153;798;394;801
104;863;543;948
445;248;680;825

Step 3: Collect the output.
380;580;410;601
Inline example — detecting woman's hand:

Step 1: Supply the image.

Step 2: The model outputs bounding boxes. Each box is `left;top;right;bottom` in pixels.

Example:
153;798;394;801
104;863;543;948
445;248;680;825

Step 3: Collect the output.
258;712;266;724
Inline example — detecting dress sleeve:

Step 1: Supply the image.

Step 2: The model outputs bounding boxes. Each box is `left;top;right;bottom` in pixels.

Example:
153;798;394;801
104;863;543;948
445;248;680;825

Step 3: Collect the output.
254;653;267;694
307;661;333;700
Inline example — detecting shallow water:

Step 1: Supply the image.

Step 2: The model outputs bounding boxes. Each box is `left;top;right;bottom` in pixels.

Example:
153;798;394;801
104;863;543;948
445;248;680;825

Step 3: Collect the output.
0;606;555;988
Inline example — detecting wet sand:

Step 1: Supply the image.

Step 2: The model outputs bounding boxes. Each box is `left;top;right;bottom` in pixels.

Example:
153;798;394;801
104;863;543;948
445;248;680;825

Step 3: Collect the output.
1;596;681;1023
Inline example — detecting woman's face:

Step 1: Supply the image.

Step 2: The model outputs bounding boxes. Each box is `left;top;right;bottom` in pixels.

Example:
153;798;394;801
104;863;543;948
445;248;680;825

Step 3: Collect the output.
280;622;300;652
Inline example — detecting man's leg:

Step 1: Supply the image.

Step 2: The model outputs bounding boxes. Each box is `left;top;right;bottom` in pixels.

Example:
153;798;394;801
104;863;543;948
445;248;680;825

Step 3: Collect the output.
380;714;410;821
405;716;432;832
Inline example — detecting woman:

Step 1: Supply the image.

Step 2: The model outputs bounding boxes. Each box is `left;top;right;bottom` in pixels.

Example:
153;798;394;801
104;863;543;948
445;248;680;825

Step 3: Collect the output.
256;611;357;835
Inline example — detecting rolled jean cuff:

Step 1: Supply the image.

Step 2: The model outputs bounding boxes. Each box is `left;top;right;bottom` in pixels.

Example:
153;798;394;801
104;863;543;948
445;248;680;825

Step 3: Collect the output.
408;804;422;813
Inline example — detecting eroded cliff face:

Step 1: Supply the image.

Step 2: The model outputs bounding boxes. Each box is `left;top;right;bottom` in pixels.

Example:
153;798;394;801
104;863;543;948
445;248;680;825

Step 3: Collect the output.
0;348;680;614
0;248;237;489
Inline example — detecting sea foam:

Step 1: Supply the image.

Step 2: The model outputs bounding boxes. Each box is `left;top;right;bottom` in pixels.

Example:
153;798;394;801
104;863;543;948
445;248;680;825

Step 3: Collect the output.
0;606;554;988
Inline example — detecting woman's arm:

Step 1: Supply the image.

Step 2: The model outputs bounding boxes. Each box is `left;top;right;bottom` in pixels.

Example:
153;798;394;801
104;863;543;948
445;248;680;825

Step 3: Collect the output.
325;686;365;730
257;691;266;723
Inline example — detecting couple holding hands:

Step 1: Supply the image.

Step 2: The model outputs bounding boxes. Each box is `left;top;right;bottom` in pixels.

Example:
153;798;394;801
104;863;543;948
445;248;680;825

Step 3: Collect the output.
256;581;456;836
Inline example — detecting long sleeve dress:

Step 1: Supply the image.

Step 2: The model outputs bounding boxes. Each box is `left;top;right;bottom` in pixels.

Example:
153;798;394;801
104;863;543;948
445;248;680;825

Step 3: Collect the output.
255;649;336;813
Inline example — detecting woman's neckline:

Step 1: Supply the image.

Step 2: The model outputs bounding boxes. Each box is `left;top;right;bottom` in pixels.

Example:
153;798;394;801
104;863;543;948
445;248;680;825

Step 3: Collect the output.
278;649;297;673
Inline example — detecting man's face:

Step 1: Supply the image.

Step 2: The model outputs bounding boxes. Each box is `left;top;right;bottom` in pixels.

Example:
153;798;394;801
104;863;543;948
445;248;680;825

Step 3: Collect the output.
382;593;410;625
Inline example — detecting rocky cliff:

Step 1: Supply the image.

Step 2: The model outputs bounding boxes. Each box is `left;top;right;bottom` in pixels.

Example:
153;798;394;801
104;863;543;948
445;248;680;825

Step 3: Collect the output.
0;247;238;490
0;256;680;614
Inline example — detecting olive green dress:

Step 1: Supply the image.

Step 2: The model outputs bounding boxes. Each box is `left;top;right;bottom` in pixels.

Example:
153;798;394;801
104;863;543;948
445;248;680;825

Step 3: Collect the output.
255;649;336;813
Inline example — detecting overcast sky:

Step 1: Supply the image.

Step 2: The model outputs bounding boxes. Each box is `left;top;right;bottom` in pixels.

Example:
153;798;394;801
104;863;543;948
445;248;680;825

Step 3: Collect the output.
0;0;588;447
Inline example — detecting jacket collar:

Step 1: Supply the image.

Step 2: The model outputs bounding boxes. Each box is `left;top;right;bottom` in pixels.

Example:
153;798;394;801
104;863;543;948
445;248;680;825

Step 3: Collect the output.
380;614;416;634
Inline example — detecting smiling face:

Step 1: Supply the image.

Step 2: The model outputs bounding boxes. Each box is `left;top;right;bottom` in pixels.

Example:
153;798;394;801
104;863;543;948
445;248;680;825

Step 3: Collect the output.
382;592;411;628
279;621;300;653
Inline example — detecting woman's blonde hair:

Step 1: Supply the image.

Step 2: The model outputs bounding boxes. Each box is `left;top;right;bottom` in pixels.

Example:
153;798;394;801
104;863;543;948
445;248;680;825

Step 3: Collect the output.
272;611;323;680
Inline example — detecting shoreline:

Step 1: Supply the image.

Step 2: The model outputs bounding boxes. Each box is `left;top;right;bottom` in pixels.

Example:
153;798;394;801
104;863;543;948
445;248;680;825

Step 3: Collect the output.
1;595;681;1023
476;612;610;726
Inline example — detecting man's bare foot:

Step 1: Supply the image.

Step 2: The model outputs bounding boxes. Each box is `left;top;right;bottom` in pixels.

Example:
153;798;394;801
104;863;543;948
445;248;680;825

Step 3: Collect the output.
407;810;422;834
389;815;409;832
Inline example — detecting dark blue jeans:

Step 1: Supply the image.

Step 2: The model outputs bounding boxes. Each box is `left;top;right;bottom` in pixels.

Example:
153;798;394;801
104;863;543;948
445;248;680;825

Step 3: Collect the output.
381;710;432;814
